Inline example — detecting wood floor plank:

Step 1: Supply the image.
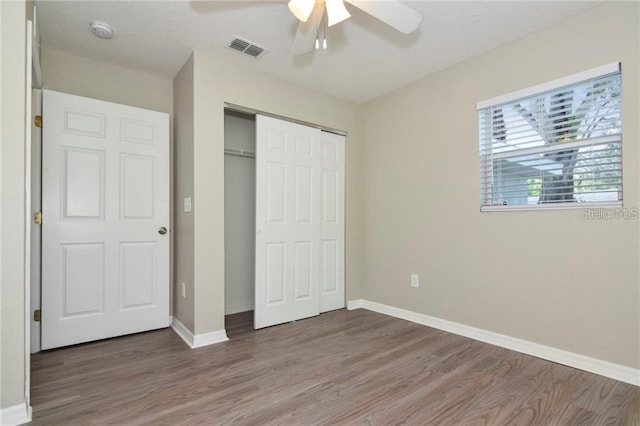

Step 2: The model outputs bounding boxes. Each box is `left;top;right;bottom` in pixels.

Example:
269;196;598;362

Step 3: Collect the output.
29;309;639;425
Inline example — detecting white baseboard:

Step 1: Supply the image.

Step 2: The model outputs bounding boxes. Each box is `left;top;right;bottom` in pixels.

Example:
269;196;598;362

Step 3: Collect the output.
0;401;32;426
225;301;254;315
346;299;364;310
347;299;640;386
171;317;196;347
192;329;229;348
171;317;229;349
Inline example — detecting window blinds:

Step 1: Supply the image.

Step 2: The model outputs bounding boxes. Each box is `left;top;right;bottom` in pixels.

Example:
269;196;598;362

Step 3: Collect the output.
478;63;622;211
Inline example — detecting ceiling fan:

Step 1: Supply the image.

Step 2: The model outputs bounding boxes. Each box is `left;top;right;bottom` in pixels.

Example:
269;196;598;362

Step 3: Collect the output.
288;0;423;54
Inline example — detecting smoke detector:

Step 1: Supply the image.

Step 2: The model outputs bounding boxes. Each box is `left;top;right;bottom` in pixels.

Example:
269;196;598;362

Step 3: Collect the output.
89;21;113;39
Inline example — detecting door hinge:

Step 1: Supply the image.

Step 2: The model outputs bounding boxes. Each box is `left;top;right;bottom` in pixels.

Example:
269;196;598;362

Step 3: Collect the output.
35;115;42;128
33;211;42;225
34;309;41;322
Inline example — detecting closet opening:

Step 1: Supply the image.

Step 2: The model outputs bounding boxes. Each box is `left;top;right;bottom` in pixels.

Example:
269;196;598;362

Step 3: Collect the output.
224;106;346;337
224;109;256;339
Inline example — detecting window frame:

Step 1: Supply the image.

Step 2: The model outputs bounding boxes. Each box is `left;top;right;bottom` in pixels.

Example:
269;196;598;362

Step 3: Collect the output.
477;62;622;212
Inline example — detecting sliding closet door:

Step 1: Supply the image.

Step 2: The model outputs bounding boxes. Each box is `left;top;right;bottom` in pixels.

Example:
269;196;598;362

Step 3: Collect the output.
255;115;322;329
319;131;345;312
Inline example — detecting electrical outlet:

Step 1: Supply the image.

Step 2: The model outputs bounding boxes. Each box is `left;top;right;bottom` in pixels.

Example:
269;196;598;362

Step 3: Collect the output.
411;274;419;288
181;282;186;298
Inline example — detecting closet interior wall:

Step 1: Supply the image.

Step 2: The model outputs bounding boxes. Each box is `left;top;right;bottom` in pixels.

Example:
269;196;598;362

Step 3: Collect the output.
224;110;256;314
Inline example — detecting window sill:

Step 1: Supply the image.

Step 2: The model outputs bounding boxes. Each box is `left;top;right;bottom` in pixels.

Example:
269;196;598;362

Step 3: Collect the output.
480;201;623;213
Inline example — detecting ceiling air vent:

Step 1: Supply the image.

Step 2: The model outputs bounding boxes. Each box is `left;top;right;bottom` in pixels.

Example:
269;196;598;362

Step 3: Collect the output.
228;36;267;59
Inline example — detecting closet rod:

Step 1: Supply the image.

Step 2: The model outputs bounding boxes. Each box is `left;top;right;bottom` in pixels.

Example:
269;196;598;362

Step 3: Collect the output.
224;148;255;159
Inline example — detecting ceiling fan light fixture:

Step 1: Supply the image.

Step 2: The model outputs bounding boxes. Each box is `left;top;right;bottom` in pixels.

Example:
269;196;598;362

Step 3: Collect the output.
288;0;315;22
325;0;351;27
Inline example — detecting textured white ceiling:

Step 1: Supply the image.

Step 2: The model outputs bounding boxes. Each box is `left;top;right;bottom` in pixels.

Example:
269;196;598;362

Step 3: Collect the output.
35;1;602;103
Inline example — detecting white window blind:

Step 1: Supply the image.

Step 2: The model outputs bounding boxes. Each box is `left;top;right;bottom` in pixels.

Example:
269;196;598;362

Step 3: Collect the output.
478;64;622;211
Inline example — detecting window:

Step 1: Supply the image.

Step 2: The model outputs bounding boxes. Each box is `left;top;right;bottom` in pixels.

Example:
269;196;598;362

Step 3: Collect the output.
478;63;622;211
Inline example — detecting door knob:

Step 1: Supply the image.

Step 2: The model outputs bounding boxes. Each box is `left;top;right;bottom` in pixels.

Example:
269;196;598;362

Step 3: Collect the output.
158;226;168;235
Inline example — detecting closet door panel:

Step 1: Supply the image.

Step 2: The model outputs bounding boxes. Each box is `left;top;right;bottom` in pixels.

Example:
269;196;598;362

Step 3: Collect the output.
319;131;345;312
255;115;322;329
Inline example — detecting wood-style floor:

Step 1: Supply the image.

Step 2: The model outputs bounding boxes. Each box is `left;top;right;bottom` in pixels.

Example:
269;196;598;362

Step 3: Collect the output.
30;309;639;425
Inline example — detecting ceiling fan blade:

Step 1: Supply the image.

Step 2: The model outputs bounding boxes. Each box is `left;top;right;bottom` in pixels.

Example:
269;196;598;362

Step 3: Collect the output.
344;0;423;34
292;5;323;54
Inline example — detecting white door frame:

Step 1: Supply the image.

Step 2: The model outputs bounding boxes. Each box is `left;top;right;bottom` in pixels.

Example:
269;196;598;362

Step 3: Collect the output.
29;5;43;357
29;87;42;354
24;6;43;415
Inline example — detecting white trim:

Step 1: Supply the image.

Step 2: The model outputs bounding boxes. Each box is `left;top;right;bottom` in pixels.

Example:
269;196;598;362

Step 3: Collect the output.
346;299;364;310
0;402;32;426
31;5;42;89
171;317;229;349
24;19;33;415
170;317;194;347
481;201;623;213
477;62;620;110
225;301;254;315
192;329;229;348
29;88;42;355
348;299;640;386
224;102;348;137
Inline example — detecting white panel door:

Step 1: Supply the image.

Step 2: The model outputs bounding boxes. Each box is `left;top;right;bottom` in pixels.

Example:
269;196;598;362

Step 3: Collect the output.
42;90;170;349
255;115;322;329
319;131;345;312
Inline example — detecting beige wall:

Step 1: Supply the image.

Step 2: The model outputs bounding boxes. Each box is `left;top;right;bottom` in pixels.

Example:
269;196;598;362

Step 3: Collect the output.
1;0;27;410
173;54;195;331
171;50;363;334
361;1;640;368
41;48;172;114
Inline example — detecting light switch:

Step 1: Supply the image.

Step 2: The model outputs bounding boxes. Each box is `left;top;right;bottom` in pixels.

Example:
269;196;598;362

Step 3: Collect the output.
183;197;192;213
